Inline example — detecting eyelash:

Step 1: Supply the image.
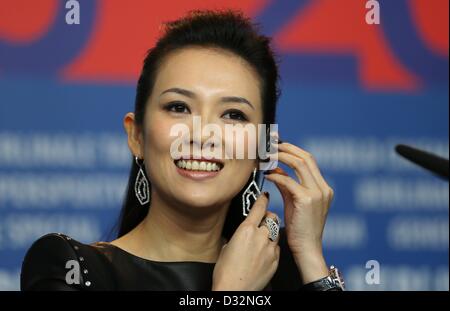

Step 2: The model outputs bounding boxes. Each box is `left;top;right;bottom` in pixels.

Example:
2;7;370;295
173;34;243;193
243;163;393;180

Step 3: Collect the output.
163;102;249;122
222;109;249;122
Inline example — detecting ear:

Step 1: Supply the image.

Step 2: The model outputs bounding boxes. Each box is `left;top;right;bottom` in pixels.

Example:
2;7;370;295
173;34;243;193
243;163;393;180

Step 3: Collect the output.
123;112;144;158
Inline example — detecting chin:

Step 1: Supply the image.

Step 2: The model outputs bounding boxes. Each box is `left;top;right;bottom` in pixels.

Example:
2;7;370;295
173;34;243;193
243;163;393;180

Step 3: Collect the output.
176;190;224;209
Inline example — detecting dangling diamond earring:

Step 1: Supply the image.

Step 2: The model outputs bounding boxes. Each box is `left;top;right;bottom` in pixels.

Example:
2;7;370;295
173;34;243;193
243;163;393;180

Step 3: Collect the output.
242;168;261;217
134;156;150;205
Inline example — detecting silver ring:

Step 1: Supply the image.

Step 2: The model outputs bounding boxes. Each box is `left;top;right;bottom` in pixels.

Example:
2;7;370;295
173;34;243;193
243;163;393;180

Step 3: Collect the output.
261;217;280;241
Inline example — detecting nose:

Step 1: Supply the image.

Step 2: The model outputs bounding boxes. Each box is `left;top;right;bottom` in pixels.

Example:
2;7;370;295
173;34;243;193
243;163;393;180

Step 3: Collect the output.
190;113;223;158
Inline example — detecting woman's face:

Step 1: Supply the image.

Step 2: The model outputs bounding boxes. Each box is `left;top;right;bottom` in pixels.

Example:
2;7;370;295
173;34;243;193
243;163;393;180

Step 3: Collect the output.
138;47;263;211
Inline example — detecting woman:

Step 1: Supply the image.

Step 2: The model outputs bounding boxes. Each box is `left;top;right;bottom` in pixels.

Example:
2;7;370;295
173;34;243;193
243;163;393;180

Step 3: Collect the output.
20;10;343;291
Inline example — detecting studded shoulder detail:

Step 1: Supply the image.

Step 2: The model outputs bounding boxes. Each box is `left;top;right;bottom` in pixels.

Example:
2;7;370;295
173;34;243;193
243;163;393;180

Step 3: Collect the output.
21;232;116;290
55;233;92;289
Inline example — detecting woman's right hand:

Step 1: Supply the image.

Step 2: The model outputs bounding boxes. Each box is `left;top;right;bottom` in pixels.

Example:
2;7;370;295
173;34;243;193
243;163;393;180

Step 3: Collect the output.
212;192;280;291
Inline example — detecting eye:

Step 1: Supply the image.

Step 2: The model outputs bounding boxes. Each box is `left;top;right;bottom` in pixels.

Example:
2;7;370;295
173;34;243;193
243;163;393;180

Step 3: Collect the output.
222;109;249;122
164;101;190;114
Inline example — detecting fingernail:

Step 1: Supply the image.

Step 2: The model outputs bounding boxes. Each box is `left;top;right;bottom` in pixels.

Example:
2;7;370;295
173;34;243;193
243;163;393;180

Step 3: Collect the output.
269;134;283;144
269;139;282;145
272;136;283;144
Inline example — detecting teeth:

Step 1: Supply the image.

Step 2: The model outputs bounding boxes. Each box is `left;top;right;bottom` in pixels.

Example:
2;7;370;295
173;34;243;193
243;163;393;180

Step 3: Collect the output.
192;161;199;170
175;160;222;171
199;162;206;170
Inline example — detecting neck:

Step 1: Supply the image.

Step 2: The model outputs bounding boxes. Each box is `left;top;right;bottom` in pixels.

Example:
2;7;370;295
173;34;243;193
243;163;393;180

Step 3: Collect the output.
117;190;229;263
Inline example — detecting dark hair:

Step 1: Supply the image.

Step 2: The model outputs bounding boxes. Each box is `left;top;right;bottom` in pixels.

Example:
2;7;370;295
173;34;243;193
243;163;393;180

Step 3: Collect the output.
116;9;281;240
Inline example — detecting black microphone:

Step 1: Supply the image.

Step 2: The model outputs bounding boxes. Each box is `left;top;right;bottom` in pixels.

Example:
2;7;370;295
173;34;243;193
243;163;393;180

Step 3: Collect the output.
395;144;449;180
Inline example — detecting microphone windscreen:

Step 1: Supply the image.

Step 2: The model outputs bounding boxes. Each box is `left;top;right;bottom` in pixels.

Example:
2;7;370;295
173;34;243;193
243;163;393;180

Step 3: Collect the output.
395;144;449;180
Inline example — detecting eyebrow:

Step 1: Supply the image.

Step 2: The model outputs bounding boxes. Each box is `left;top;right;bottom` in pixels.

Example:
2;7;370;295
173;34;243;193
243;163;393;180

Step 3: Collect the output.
220;96;254;110
161;87;195;98
160;87;254;110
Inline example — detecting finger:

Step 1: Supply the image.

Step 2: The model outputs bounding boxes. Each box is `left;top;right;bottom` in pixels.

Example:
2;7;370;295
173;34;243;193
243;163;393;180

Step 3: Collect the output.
269;246;281;272
264;167;291;197
264;167;289;177
245;192;269;226
267;167;291;198
278;142;333;198
270;151;319;189
264;211;281;227
271;245;280;264
265;166;304;201
257;224;280;245
257;222;271;240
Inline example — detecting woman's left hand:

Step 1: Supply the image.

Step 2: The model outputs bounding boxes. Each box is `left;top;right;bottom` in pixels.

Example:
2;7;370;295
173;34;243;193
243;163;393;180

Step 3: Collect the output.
264;141;334;283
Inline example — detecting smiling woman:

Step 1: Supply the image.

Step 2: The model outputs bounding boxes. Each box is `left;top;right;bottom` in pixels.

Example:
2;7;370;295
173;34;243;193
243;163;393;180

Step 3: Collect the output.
20;9;343;291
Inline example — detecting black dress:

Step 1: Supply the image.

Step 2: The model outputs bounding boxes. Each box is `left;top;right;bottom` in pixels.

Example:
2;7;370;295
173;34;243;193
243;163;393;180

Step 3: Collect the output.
20;227;303;291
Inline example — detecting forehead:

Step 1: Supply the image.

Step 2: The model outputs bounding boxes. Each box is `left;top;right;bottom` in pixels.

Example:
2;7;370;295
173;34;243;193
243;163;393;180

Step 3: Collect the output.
152;47;262;105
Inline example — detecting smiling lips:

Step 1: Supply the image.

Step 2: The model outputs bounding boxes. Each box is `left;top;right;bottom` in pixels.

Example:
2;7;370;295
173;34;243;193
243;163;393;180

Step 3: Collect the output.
174;158;224;180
